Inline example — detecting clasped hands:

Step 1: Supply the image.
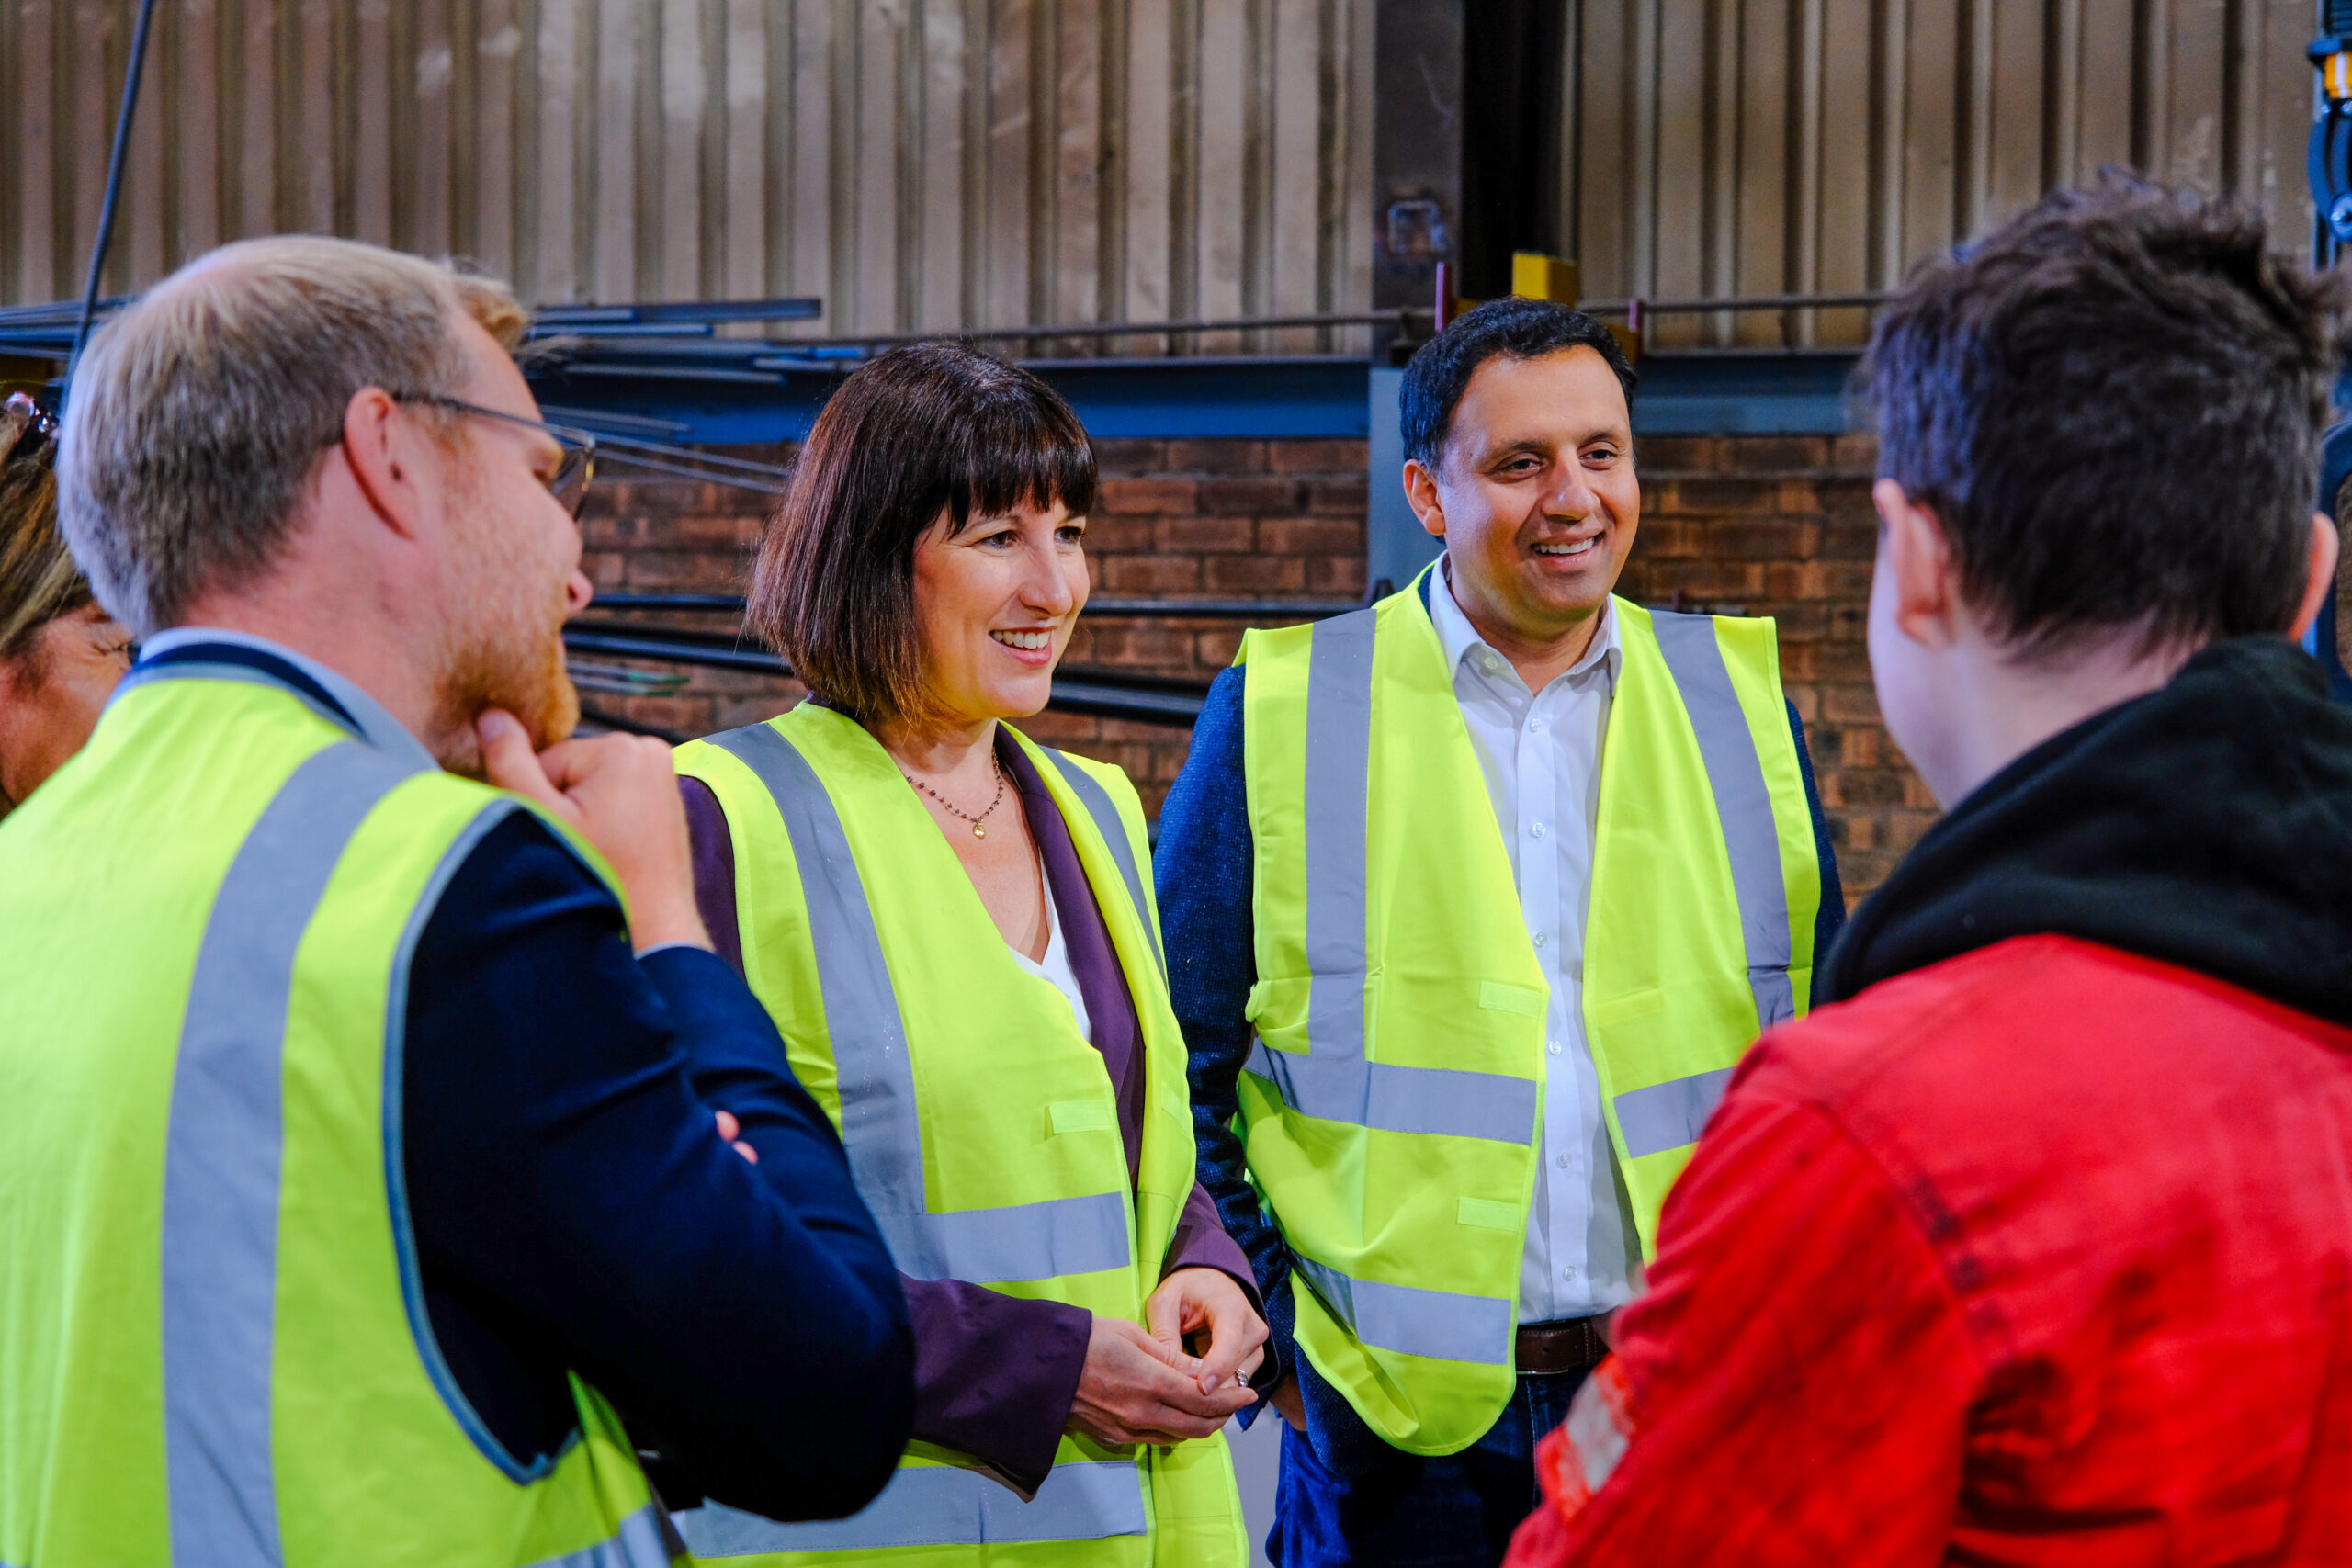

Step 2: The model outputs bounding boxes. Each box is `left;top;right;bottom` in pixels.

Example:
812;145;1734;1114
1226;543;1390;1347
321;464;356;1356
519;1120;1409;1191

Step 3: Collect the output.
1067;1267;1269;1448
476;712;1272;1449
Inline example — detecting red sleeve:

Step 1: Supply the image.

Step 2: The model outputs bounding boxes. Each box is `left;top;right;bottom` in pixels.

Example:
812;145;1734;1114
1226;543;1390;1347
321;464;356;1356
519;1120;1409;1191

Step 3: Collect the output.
1513;1080;1979;1567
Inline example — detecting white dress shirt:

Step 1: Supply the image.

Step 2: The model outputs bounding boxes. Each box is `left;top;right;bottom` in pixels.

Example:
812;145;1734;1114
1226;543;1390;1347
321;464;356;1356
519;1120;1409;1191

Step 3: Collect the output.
1008;874;1093;1043
1425;568;1640;1324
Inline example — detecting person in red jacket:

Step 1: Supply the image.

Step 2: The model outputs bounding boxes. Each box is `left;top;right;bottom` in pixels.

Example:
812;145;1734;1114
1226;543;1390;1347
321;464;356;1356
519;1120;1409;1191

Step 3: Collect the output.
1507;174;2352;1565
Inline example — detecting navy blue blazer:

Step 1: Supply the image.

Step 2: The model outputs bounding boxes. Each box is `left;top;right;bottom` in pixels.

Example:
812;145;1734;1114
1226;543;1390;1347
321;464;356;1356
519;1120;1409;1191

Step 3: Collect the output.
140;640;915;1522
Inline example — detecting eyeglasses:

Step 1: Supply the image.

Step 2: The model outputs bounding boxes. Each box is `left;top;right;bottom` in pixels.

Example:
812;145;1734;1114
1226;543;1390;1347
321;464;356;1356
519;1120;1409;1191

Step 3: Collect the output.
387;392;599;517
5;392;58;463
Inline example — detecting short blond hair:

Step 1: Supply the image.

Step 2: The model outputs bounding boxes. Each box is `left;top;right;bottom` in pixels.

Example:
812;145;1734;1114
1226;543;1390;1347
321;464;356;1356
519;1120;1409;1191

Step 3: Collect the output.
58;237;526;637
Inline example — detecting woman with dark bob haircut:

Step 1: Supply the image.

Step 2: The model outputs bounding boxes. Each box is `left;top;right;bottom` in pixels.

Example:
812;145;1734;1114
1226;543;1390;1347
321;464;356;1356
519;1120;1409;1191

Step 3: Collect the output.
671;343;1264;1564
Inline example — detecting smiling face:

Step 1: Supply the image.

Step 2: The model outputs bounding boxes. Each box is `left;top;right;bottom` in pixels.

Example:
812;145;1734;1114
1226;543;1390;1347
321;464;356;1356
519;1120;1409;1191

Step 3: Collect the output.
1406;345;1639;653
909;498;1088;727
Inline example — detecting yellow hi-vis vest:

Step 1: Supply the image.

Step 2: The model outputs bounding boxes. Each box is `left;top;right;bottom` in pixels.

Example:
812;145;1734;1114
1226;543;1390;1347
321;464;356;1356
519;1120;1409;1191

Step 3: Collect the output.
0;655;665;1568
672;703;1245;1568
1236;576;1823;1455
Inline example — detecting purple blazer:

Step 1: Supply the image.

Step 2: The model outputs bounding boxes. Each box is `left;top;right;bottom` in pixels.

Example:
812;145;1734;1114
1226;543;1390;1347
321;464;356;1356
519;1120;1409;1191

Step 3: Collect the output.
680;728;1261;1495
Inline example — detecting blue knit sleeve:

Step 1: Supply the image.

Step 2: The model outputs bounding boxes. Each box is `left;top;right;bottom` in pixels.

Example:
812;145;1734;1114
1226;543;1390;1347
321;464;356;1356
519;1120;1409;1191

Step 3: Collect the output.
1788;698;1848;996
1154;668;1298;1367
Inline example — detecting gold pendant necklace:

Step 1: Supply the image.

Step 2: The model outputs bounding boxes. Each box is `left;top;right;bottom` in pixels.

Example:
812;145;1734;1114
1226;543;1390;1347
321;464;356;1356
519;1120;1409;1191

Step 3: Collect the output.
903;752;1006;839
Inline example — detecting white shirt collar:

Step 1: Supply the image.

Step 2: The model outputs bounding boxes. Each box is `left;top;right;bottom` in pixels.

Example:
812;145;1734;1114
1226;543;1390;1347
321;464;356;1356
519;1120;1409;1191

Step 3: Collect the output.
1427;559;1621;693
133;626;437;768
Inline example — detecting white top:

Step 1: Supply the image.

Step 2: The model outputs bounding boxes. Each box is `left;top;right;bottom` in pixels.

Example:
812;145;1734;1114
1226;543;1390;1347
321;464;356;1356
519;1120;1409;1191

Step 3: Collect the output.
1008;871;1093;1044
1425;566;1639;1323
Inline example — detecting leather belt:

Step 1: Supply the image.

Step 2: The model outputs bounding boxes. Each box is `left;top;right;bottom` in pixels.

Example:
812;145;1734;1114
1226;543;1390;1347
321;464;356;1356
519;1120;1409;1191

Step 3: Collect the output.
1514;1316;1610;1376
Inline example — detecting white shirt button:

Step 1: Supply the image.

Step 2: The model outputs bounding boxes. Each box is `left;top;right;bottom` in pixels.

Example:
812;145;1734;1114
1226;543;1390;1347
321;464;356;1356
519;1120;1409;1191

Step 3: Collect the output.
1529;718;1546;733
1556;1154;1571;1169
1532;930;1548;949
1483;651;1504;672
1530;821;1547;840
1562;1265;1578;1281
1547;1040;1563;1055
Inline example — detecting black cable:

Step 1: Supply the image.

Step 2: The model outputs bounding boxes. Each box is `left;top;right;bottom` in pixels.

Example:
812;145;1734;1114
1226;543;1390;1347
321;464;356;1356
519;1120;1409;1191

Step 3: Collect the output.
63;0;162;408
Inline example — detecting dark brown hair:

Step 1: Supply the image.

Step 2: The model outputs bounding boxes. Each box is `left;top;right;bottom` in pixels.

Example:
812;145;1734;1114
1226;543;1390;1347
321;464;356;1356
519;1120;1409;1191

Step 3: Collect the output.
1868;171;2351;660
748;343;1097;718
0;400;87;668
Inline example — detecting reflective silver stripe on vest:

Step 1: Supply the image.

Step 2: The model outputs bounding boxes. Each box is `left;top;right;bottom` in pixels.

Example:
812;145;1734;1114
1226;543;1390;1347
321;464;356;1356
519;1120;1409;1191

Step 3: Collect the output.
161;741;424;1566
1245;1041;1538;1145
675;1460;1148;1554
1646;612;1797;1032
1038;747;1164;976
1248;605;1539;1145
1293;1257;1514;1368
710;723;1132;1283
1612;1066;1738;1160
525;1506;674;1568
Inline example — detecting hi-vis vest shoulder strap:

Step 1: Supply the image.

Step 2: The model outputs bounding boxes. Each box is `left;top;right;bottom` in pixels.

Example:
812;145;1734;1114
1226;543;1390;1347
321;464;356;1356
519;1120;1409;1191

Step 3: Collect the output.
0;654;663;1568
702;716;1134;1283
672;705;1243;1568
1236;576;1821;1455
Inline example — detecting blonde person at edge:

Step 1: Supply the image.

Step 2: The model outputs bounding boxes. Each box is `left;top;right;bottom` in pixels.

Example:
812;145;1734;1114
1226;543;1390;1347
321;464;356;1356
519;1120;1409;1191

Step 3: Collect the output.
1157;298;1845;1566
670;342;1267;1567
0;237;914;1568
0;392;134;819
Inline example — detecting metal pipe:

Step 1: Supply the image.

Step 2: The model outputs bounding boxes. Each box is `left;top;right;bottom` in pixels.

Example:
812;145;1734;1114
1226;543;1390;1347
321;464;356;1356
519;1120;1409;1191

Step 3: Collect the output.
560;626;1210;726
64;0;161;403
581;594;1363;621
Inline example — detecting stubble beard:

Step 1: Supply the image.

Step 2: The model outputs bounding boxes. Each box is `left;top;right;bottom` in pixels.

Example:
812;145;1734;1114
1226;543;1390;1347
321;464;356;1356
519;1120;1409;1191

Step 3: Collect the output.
429;491;580;778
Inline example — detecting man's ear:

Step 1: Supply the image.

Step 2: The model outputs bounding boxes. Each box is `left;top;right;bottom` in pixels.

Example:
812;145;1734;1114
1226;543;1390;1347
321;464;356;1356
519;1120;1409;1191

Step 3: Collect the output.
335;387;429;542
2288;511;2341;647
1403;457;1445;539
1871;478;1962;650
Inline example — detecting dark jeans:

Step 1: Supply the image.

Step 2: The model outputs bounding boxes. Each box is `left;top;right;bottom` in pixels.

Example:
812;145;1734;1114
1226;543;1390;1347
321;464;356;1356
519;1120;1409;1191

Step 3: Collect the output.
1267;1367;1591;1567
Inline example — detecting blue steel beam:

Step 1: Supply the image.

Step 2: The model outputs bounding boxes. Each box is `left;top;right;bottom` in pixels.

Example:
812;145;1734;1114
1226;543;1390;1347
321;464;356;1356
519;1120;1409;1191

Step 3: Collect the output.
525;351;1863;445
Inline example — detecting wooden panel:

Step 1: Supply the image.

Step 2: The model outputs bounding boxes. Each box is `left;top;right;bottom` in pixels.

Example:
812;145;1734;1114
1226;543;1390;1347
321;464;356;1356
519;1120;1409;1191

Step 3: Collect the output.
722;0;769;299
532;0;581;298
1267;0;1319;348
1193;0;1247;346
983;0;1033;328
355;0;394;243
655;0;703;300
11;4;54;298
1122;0;1171;321
590;0;637;299
177;0;221;258
1732;0;1790;346
476;0;520;275
1647;0;1708;347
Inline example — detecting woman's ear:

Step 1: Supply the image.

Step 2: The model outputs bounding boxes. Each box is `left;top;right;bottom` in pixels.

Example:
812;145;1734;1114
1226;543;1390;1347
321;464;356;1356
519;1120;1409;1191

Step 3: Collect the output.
2287;511;2340;646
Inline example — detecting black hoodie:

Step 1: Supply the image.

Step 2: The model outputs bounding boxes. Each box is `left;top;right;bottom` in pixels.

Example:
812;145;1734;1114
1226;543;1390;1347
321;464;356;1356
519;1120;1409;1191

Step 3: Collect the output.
1820;637;2352;1029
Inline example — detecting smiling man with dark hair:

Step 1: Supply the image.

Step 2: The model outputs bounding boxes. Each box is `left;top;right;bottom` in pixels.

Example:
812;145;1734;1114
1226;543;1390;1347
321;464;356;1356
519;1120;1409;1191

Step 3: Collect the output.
1155;296;1841;1566
1509;175;2352;1568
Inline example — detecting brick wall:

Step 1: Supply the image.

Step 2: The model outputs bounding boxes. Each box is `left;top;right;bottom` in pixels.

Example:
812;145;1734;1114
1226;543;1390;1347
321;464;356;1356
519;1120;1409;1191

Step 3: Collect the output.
575;434;1928;905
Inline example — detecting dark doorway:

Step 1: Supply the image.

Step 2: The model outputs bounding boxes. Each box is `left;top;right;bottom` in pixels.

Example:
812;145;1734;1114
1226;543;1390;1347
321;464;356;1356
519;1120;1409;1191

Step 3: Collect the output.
1457;0;1569;302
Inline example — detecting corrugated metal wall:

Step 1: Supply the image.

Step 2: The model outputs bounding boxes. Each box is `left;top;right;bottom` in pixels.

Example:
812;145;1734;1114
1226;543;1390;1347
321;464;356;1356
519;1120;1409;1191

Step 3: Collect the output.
0;2;2324;351
1564;0;2322;346
0;0;1375;346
